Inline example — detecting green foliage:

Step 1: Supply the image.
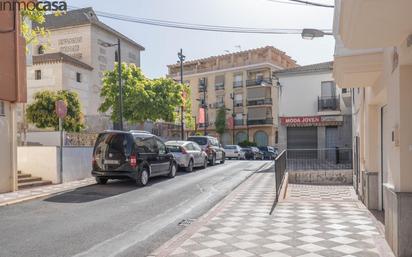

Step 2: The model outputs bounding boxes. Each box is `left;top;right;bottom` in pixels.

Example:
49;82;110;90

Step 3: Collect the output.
215;107;227;136
26;90;84;132
99;63;191;124
238;140;257;147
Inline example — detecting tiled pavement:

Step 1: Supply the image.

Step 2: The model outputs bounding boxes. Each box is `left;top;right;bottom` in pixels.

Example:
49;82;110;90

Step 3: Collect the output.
0;178;95;206
151;173;394;257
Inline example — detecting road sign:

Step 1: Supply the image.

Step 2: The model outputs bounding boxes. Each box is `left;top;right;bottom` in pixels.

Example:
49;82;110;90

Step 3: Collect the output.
55;100;67;118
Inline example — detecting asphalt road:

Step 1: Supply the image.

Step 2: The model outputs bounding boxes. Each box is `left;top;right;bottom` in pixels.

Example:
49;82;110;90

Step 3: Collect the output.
0;160;273;257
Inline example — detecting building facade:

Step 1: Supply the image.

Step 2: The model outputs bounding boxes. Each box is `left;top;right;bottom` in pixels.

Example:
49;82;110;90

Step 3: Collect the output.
26;7;144;132
168;46;297;146
275;62;352;154
333;1;412;256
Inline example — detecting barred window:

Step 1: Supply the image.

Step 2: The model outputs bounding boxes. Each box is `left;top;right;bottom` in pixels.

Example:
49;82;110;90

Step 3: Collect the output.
0;101;5;116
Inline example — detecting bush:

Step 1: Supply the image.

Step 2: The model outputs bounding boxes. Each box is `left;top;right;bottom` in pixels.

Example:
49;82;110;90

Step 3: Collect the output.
238;140;257;147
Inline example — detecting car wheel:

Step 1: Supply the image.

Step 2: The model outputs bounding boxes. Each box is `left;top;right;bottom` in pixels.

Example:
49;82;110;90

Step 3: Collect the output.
210;154;216;166
96;177;108;185
168;162;177;178
202;157;208;169
186;159;194;172
136;167;149;187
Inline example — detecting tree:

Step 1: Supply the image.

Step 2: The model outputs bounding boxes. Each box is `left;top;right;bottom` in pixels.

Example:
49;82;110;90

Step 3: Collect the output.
26;90;84;132
99;63;191;125
215;107;227;139
239;140;257;147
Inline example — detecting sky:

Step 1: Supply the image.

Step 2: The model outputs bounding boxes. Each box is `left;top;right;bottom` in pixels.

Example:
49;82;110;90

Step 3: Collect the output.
68;0;335;78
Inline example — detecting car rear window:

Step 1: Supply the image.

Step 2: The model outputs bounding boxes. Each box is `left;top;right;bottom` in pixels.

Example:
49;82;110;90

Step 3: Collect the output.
224;146;236;149
94;133;132;158
188;137;208;145
166;145;181;153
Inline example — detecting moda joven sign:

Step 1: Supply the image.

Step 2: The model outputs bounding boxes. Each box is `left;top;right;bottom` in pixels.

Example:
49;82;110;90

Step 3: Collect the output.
281;116;344;126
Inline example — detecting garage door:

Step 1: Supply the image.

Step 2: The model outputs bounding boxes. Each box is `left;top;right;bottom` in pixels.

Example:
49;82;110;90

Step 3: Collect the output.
287;127;318;149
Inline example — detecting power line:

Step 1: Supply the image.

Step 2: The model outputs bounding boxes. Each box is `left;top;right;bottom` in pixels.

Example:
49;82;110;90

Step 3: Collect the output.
285;0;334;8
68;6;332;35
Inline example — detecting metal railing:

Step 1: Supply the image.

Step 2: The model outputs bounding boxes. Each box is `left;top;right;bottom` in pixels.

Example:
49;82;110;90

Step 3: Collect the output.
246;78;272;87
247;98;272;106
234;119;244;126
233;81;243;88
247;118;273;125
286;148;353;170
234;100;243;107
318;96;340;112
275;150;287;202
215;83;225;91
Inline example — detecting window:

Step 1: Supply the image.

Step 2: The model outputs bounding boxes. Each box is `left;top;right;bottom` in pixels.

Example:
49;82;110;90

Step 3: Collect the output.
186;143;195;151
38;45;45;55
192;143;201;151
0;101;5;116
155;138;166;154
35;70;41;80
76;72;82;83
321;81;336;98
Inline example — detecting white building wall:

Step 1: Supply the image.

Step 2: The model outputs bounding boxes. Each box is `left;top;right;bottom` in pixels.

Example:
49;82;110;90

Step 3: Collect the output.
0;101;16;193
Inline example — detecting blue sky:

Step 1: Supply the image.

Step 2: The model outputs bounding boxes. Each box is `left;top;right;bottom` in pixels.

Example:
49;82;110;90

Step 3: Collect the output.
68;0;335;78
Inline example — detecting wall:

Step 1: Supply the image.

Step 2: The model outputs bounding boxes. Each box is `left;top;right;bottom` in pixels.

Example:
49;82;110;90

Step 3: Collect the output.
288;169;353;185
17;146;93;184
0;102;14;193
18;146;59;183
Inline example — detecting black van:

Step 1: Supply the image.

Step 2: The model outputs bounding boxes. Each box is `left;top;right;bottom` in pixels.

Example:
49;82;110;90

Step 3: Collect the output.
92;131;177;186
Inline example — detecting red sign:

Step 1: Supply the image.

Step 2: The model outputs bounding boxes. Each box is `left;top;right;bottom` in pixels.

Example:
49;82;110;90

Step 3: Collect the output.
55;100;67;118
281;116;321;126
227;117;234;129
198;108;205;124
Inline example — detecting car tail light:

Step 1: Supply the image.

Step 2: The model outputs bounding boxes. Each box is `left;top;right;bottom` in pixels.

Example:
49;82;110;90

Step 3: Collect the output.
130;154;137;168
181;147;188;154
206;144;212;154
92;155;97;166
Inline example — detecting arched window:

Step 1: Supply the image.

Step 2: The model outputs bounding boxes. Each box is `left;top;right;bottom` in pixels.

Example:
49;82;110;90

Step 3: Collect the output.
38;45;45;55
254;131;269;147
236;131;247;144
221;132;231;146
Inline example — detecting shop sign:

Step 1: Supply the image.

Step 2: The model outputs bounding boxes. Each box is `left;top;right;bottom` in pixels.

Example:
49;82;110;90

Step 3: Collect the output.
281;116;321;125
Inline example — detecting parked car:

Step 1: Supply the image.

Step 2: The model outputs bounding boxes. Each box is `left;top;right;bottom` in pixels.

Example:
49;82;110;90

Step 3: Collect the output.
165;141;208;172
242;147;264;160
258;146;277;160
92;131;178;187
187;136;225;166
251;147;264;160
224;145;245;160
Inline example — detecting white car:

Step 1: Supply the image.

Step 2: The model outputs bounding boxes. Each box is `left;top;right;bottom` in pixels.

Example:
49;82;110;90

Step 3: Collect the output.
224;145;245;160
166;141;208;172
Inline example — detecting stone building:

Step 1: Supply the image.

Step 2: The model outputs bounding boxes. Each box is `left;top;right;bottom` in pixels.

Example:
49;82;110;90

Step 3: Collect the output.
26;7;145;132
168;46;297;146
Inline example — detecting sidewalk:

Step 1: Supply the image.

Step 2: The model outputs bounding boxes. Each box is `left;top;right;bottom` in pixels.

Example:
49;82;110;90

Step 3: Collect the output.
0;178;95;206
150;172;394;257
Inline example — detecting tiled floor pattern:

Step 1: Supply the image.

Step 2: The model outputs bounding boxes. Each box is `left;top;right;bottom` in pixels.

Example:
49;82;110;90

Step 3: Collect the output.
158;174;393;257
0;178;95;205
286;184;358;202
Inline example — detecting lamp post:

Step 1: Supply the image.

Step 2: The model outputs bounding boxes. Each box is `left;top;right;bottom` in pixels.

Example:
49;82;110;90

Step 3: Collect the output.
100;39;123;130
301;29;333;40
178;49;186;140
230;93;236;144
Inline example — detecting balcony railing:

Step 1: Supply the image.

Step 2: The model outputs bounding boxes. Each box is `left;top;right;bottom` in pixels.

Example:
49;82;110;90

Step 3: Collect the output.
246;78;272;87
233;81;243;88
234;100;243;107
212;102;225;109
318;96;340;112
234;119;245;126
215;83;225;91
247;98;272;106
198;86;206;93
247;118;273;125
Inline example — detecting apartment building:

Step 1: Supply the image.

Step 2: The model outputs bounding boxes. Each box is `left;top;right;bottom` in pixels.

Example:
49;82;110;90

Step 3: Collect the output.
275;62;352;154
333;1;412;256
168;46;297;146
26;7;145;132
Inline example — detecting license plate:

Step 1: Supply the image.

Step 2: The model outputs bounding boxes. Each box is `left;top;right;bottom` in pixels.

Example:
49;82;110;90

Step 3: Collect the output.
104;159;120;165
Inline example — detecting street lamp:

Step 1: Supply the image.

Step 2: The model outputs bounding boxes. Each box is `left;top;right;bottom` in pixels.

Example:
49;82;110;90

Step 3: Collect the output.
301;29;333;40
99;38;124;131
178;49;186;140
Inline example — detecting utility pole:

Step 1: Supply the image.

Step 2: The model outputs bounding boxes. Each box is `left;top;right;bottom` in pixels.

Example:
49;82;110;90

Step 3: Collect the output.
230;93;236;144
178;49;185;140
203;80;208;136
117;38;124;131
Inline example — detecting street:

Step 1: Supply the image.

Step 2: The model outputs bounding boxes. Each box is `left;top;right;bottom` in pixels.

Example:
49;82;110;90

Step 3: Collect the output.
0;160;272;257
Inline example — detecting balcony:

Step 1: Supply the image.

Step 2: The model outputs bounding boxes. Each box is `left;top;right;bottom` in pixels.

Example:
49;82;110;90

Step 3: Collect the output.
318;96;340;112
212;102;225;109
234;119;245;126
247;98;272;107
215;83;225;91
246;78;272;87
234;100;243;107
247;118;273;126
198;86;206;93
233;81;243;88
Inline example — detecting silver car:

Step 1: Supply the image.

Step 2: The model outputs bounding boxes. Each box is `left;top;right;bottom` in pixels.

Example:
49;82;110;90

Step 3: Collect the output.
224;145;245;160
166;141;208;172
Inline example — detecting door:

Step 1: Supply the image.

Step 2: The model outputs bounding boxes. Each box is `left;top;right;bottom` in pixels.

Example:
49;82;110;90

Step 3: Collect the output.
190;143;203;165
144;137;161;175
287;127;318;159
326;126;338;163
155;138;171;175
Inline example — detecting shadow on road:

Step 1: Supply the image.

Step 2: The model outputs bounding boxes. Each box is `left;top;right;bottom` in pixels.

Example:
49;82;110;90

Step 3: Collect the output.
44;171;191;204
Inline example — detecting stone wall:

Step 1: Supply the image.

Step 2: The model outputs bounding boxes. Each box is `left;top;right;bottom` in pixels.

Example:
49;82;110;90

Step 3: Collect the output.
288;169;353;185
